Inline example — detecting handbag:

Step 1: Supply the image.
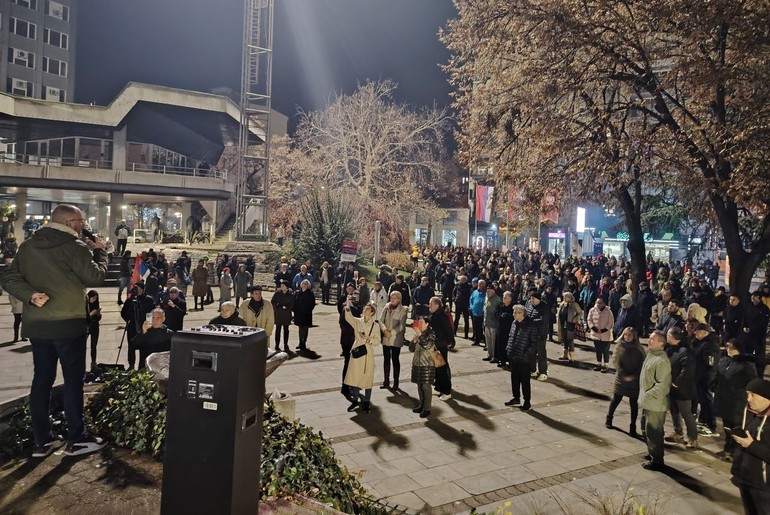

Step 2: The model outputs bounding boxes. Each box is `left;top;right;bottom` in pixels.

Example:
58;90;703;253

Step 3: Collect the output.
352;322;376;359
574;323;587;342
431;348;446;368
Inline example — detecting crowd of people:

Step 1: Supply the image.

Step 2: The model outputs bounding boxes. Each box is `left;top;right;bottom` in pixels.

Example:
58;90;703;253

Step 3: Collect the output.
3;207;770;511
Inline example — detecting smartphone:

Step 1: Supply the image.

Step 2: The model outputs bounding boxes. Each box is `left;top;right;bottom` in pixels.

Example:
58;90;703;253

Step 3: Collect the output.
146;313;153;323
729;426;748;439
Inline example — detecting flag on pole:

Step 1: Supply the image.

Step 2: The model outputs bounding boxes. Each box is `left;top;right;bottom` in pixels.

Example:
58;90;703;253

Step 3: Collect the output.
540;190;561;223
476;185;495;222
131;255;151;286
508;185;517;222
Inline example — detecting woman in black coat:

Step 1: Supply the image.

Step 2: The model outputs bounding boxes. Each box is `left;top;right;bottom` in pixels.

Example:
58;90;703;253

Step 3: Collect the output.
496;291;514;368
606;327;646;436
714;339;757;458
665;327;699;447
293;279;316;352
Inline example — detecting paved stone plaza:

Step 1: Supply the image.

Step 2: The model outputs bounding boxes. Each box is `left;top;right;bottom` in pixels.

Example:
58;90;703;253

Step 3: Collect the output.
0;287;745;514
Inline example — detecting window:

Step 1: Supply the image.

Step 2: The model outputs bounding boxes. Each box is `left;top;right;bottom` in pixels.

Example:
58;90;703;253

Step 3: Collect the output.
12;0;38;10
46;1;69;21
9;17;37;39
45;86;65;102
43;57;67;77
8;48;35;68
43;28;68;49
7;78;34;97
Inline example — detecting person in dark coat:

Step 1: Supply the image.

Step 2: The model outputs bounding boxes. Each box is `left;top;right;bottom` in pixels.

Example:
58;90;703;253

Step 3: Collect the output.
388;274;411;307
636;282;656;337
86;290;102;371
606;327;646;436
271;280;294;352
120;281;157;370
715;339;757;459
131;308;173;371
710;286;728;338
730;378;770;514
208;301;247;326
409;317;437;418
440;267;456;310
657;299;686;334
428;297;455;400
744;291;770;378
504;305;538;411
665;327;699;448
452;275;472;339
496;291;515;368
293;279;316;352
614;294;643;339
691;323;720;436
159;286;187;332
724;294;745;343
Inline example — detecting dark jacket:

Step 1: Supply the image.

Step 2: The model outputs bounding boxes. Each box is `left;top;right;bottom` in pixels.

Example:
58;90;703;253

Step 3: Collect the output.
637;288;656;323
612;340;646;398
691;333;720;388
714;354;757;423
506;316;538;364
525;299;547;340
724;303;745;342
453;282;472;307
666;343;696;401
293;288;316;327
614;305;642;337
657;310;685;334
0;224;107;339
389;280;411;307
121;293;157;338
208;313;247;326
428;309;455;350
161;297;187;331
271;289;295;325
731;405;770;490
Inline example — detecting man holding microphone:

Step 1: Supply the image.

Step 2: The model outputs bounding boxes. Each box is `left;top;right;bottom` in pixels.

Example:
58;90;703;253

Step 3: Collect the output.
0;204;107;457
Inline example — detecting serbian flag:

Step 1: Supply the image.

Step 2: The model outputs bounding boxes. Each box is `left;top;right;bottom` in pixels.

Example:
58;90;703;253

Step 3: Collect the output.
131;255;150;286
475;185;495;222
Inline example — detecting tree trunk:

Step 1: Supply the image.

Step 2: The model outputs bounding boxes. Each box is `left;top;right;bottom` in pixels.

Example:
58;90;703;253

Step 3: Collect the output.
617;189;647;297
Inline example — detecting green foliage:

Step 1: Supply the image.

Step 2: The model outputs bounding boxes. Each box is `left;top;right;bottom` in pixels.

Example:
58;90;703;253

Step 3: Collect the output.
294;189;357;266
261;402;385;514
1;371;384;513
87;370;167;459
0;400;66;461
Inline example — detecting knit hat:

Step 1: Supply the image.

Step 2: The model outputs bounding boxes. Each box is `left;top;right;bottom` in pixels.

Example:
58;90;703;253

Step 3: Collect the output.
620;294;633;305
746;378;770;400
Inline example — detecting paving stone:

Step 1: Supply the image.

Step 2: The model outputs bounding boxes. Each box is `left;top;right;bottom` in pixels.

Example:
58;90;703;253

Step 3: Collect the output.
414;482;470;507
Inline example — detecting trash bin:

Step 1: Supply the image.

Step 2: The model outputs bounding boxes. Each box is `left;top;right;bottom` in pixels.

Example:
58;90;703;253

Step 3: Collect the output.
161;325;267;514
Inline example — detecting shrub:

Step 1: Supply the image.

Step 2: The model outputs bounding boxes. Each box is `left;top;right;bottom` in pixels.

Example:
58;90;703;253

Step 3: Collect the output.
1;371;385;513
383;251;414;274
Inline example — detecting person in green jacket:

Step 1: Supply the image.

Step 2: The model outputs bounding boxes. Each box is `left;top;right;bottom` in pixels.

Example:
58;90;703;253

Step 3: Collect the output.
0;204;107;458
638;330;672;470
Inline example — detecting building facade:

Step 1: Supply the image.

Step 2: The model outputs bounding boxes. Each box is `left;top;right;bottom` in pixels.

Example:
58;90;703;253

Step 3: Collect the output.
0;0;75;102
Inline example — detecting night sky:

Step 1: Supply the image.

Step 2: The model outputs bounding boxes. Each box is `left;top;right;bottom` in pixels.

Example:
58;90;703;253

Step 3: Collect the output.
75;0;457;129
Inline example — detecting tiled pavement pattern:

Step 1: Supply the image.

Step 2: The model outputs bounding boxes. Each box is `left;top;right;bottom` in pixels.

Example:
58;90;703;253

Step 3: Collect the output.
0;288;745;514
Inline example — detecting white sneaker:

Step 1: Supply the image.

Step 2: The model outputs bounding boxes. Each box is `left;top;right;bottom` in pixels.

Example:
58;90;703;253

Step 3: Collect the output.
530;372;538;378
537;374;548;381
64;435;106;456
438;393;452;401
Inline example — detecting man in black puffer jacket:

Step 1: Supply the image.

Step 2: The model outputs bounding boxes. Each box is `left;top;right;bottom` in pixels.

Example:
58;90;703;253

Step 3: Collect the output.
731;378;770;514
505;305;538;412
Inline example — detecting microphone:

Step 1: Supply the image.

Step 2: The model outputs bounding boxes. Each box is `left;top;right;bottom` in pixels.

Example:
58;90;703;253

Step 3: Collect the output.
82;227;97;243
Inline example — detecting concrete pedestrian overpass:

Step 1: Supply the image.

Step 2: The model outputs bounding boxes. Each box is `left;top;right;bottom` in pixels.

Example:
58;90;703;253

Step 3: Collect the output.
0;82;269;237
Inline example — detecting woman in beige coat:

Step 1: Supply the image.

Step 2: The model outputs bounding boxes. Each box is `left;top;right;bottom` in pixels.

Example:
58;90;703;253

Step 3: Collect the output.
379;291;408;390
587;297;615;372
344;301;383;413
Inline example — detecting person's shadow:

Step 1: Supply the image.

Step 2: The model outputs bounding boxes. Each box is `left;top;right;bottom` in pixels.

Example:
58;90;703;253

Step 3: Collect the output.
425;417;477;457
349;402;410;454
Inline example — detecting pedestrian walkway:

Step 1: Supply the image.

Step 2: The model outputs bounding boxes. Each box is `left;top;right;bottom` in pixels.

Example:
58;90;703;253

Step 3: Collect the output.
0;288;743;514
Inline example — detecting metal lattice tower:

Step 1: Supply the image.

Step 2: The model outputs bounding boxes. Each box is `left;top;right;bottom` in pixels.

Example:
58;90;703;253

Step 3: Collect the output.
236;0;274;239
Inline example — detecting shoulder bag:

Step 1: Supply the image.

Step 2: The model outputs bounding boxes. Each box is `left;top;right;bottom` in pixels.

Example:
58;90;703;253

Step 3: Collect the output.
352;322;376;359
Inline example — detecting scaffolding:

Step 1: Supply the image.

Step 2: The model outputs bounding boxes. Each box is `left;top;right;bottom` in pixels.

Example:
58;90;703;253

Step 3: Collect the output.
236;0;274;239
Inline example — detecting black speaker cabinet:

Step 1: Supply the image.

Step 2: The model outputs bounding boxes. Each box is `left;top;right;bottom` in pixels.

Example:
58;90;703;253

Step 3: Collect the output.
161;325;267;514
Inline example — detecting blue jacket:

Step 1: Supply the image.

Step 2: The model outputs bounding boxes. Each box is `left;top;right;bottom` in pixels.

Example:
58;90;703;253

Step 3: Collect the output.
470;289;485;317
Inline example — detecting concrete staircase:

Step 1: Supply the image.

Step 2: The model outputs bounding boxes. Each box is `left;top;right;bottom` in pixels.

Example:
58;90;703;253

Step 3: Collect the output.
211;214;237;245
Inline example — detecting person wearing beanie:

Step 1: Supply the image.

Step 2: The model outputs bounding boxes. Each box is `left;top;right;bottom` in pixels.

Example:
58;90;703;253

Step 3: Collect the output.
715;339;757;460
730;377;770;513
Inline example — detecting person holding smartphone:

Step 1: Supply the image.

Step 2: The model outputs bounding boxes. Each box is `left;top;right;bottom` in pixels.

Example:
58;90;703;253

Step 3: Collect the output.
131;308;173;371
730;378;770;514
